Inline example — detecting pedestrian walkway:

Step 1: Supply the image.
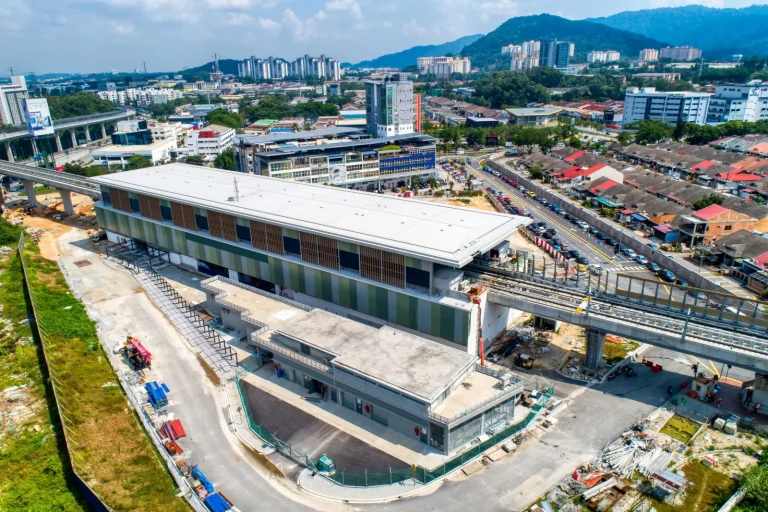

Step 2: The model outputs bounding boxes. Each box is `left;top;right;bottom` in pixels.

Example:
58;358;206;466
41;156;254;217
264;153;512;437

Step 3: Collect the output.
604;265;646;272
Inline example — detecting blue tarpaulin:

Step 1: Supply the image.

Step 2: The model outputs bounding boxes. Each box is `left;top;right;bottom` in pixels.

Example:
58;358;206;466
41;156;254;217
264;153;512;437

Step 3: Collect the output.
192;465;214;493
630;213;648;222
204;493;231;512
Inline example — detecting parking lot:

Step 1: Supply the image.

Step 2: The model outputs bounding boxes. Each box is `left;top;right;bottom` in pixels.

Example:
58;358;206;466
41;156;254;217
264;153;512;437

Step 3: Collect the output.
240;381;409;474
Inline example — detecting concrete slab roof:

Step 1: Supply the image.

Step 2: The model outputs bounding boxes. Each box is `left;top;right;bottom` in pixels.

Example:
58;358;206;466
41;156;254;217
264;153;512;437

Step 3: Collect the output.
93;164;527;266
234;127;363;146
274;309;477;403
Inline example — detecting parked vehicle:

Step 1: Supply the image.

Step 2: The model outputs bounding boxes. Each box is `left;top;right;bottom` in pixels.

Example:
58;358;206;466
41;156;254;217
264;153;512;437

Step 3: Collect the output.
567;250;580;259
576;256;589;265
646;262;660;273
577;221;589;230
589;264;603;275
607;238;617;246
596;232;607;240
624;249;637;258
588;227;598;235
676;279;689;287
659;270;676;282
635;255;648;264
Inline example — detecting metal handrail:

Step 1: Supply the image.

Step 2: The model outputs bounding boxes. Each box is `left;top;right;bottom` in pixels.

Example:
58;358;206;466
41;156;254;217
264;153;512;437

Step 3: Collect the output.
428;379;524;426
251;336;332;373
201;276;312;312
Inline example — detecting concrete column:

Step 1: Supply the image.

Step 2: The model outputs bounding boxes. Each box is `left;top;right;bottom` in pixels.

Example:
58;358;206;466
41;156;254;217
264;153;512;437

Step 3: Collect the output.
84;125;92;142
22;180;38;208
3;140;13;163
584;328;606;370
70;129;77;148
59;190;74;216
100;122;107;139
54;133;63;153
0;189;5;206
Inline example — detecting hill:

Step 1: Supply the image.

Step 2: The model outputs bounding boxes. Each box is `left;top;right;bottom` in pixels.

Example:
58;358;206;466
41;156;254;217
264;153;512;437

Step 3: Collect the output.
181;58;239;77
351;34;483;69
588;5;768;58
460;14;667;68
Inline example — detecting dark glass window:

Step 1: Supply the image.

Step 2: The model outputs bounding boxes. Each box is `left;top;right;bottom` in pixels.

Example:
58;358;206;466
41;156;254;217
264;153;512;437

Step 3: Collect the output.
195;214;209;231
283;236;301;256
197;259;228;277
236;224;251;243
406;266;430;289
339;250;360;271
129;198;140;212
160;205;173;221
102;191;112;205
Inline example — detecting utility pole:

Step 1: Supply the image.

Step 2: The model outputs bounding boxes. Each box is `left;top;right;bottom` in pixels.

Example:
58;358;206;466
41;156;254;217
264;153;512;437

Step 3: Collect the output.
143;61;147;74
8;66;14;76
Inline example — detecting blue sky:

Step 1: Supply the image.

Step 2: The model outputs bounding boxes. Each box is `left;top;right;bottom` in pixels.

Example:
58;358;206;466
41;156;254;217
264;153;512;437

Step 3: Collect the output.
2;0;767;74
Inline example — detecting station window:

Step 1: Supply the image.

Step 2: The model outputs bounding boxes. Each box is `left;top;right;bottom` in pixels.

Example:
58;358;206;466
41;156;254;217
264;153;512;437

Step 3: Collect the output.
195;212;209;232
102;190;112;205
236;224;251;243
339;250;360;272
284;236;301;256
129;197;140;213
160;205;173;222
406;266;430;289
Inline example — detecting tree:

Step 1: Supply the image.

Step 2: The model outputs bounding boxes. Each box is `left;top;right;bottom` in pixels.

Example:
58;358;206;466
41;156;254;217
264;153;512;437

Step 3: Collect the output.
62;162;107;177
46;92;116;120
125;155;153;170
411;176;422;189
213;148;235;170
673;120;687;141
185;154;206;166
692;193;724;211
617;131;633;146
737;453;768;511
206;109;242;130
630;120;673;144
529;165;544;180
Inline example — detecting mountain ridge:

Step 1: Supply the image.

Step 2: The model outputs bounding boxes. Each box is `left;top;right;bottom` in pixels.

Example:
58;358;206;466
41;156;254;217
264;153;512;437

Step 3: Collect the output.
349;34;483;69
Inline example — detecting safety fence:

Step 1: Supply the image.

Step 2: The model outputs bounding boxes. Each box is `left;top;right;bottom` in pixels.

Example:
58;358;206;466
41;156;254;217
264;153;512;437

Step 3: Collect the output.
235;369;553;487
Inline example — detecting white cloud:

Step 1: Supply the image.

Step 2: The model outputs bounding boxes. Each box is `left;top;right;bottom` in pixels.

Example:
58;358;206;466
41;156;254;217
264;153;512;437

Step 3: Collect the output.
227;12;253;25
106;0;200;23
281;8;327;42
259;16;280;30
112;21;134;34
207;0;251;7
382;20;392;28
326;0;362;20
480;0;518;19
402;18;426;37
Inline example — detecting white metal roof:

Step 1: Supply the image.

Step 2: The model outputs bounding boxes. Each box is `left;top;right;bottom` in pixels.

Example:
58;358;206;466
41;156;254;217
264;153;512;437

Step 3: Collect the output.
92;164;526;266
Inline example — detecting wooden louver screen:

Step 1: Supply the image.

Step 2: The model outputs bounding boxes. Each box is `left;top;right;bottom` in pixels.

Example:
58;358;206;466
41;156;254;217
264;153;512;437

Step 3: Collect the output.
381;250;405;288
208;210;223;238
138;194;152;219
181;204;197;230
112;189;131;213
360;245;382;282
265;224;284;254
170;201;185;228
146;196;163;221
250;220;268;251
220;213;237;242
301;233;339;270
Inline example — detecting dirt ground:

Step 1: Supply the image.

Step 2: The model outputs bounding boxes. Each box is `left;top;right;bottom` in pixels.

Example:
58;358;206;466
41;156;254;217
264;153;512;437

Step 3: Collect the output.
420;195;498;212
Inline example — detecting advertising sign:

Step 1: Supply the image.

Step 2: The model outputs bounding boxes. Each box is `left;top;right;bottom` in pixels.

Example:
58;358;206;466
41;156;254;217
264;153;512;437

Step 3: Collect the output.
23;98;55;137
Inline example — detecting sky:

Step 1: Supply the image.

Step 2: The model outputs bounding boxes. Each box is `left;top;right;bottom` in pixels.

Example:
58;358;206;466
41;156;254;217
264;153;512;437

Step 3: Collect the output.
2;0;767;74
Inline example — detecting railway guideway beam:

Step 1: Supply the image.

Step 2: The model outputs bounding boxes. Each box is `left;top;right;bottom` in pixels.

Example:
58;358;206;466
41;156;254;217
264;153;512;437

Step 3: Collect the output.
585;328;607;370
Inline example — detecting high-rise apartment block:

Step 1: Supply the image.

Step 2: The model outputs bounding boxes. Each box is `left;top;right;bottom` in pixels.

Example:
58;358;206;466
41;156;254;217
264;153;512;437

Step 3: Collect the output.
587;50;621;63
365;74;415;137
540;40;571;69
623;87;711;126
639;49;659;62
0;76;29;126
503;41;540;71
659;46;702;61
416;56;471;77
238;54;341;80
707;81;768;123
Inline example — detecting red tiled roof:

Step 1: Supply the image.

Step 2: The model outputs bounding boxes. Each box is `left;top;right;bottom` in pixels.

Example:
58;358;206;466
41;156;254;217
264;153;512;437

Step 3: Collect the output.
753;251;768;269
590;179;619;193
716;169;763;182
581;163;607;177
620;209;635;215
564;150;586;163
691;160;715;171
748;142;768;154
692;204;730;220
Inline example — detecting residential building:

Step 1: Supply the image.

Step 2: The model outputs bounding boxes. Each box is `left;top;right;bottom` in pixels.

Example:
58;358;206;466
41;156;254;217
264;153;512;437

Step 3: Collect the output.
244;132;437;191
150;122;184;142
501;44;521;55
639;49;659;62
365;74;415;137
678;204;756;246
540;40;571;69
510;50;539;71
587;50;621;63
92;165;529;350
707;81;768;123
521;40;540;56
0;76;29;126
622;87;711;126
328;81;342;96
184;124;236;160
506;107;562;126
633;72;681;82
416;56;472;78
91;139;177;169
659;46;702;61
568;43;575;57
239;55;341;80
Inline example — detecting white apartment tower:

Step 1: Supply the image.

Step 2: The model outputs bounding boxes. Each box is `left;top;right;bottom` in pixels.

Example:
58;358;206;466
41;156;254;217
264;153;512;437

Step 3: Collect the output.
639;49;659;62
0;76;29;126
708;81;768;123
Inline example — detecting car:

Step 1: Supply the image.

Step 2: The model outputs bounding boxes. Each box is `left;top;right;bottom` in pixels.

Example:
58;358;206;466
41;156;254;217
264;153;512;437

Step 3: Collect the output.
20;199;29;205
535;221;547;228
676;279;689;287
588;227;598;235
558;210;567;216
577;221;589;230
607;238;617;246
648;243;660;251
659;270;676;282
551;238;562;247
567;250;580;259
552;245;562;252
646;262;661;272
542;231;554;239
576;256;589;265
565;213;574;221
589;264;603;275
596;232;607;240
618;243;627;253
635;255;648;264
527;191;536;197
624;249;637;258
687;290;708;301
577;263;588;272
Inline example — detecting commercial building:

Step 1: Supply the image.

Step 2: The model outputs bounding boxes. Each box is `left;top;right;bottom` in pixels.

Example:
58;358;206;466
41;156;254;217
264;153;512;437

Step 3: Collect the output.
707;82;768;123
0;76;29;126
622;87;711;126
639;49;659;62
540;40;571;69
506;107;563;126
587;50;621;63
91;139;177;169
365;74;415;137
150;122;184;142
679;204;756;247
92;164;529;350
633;72;681;82
416;57;472;78
111;119;153;146
659;46;702;61
247;133;437;190
185;124;236;160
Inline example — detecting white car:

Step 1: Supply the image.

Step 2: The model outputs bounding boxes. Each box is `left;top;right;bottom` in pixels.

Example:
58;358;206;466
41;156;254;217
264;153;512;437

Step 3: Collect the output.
588;263;603;275
635;255;648;264
624;249;637;259
578;221;589;229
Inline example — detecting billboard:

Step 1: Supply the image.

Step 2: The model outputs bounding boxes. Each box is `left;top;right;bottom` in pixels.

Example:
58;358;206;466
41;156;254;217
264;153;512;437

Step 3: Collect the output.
23;98;55;137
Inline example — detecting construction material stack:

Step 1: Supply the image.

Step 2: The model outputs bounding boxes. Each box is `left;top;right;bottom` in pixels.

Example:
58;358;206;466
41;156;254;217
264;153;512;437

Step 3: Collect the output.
145;381;169;409
120;336;153;371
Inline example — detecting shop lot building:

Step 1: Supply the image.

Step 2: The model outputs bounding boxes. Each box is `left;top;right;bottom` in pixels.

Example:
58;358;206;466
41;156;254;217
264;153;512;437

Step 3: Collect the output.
202;278;523;455
92;164;528;351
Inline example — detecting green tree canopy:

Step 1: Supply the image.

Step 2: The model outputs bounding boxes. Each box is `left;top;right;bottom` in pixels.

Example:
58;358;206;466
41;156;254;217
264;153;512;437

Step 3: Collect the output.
62;162;108;177
46;92;116;120
205;109;242;130
628;120;674;144
125;155;153;170
692;194;724;211
185;154;206;166
213;147;235;170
